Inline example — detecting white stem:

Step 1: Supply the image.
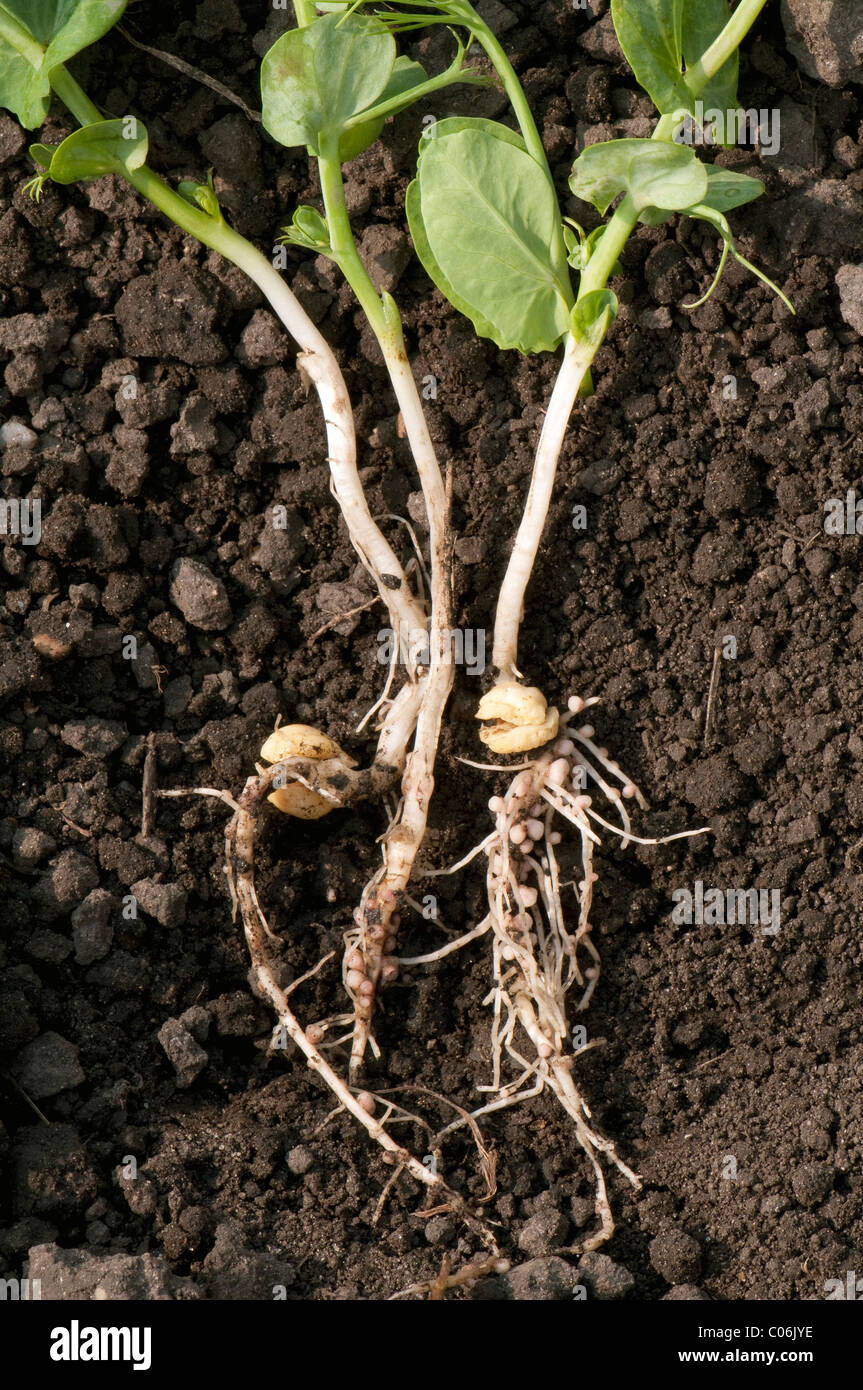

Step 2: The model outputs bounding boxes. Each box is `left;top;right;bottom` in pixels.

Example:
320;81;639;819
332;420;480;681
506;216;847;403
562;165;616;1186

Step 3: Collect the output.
233;246;427;639
379;337;454;886
492;333;595;678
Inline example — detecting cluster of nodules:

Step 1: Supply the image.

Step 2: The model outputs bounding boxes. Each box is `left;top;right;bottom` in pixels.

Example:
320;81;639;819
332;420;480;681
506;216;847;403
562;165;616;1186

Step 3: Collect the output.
345;889;401;999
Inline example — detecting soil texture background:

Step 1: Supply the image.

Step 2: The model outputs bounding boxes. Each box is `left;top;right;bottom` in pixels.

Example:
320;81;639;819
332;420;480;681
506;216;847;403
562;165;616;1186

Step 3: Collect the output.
1;0;862;1301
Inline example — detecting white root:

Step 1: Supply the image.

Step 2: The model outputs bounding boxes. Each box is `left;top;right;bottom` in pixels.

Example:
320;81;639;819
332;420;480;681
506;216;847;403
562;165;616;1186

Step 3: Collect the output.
427;701;710;1252
225;773;497;1253
347;314;455;1078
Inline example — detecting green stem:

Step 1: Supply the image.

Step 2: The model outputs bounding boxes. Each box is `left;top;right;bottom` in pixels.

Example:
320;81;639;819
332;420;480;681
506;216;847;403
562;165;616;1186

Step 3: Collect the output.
317;135;391;339
685;0;770;98
0;5;44;67
461;9;573;305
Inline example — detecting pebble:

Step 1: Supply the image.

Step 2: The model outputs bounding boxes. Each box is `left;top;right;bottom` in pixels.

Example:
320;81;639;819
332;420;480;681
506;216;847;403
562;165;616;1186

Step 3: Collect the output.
649;1228;703;1284
61;717;128;756
0;419;37;449
130;877;188;929
11;1032;85;1099
578;1251;636;1299
517;1209;569;1257
169;556;232;631
157;1018;208;1088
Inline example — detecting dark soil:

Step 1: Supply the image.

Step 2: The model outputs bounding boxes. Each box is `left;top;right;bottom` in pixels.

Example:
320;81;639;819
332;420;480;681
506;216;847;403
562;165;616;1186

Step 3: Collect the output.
2;0;862;1302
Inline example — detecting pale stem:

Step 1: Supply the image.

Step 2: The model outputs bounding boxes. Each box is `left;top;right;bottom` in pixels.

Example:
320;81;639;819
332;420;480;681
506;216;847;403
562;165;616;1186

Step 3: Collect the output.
46;64;425;640
492;333;596;677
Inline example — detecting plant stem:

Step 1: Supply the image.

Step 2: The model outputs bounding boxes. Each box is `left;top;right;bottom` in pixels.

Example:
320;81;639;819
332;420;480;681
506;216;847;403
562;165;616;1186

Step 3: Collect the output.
486;0;772;683
0;6;44;67
46;63;426;640
685;0;770;97
316;129;455;1070
492;332;598;678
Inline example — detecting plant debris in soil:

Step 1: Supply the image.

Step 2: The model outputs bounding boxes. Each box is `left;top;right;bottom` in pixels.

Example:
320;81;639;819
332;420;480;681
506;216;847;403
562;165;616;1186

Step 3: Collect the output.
1;0;863;1302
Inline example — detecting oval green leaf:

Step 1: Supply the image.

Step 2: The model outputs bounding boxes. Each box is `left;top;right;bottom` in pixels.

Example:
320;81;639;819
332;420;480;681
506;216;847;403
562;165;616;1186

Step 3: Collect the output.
408;122;571;355
260;12;395;155
339;54;427;163
32;116;148;184
700;165;764;213
570;138;707;215
570;288;619;350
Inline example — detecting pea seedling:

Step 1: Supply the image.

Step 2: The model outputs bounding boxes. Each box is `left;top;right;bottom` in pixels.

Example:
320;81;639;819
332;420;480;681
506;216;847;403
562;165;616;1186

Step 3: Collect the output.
343;0;789;1244
258;1;495;1078
0;0;508;1241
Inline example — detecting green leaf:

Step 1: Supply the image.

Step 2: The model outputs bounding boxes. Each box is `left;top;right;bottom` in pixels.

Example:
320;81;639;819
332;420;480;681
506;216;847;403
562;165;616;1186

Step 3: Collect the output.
421;114;527;152
0;0;127;128
279;203;331;252
260;12;395;156
2;0;126;53
408;122;572;354
570;138;708;216
570;288;619;349
0;50;50;127
29;116;147;185
339;54;427;162
700;165;763;213
610;0;686;116
177;169;221;219
610;0;736;116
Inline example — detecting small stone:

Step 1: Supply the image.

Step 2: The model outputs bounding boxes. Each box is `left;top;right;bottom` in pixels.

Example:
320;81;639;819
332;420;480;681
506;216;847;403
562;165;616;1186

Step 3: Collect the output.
500;1256;577;1301
11;826;56;868
71;889;117;965
662;1284;710;1300
358;225;411;293
836;264;863;337
237;308;290;368
118;1173;158;1217
781;0;863;88
169;556;232;631
11;1033;85;1099
178;1005;211;1044
26;1244;199;1299
131;878;188;928
424;1215;456;1246
577;1251;635;1299
35;850;99;918
0;420;37;449
792;1162;835;1208
157;1018;208;1088
61;717;128;756
517;1209;569;1257
286;1145;315;1176
649;1228;703;1284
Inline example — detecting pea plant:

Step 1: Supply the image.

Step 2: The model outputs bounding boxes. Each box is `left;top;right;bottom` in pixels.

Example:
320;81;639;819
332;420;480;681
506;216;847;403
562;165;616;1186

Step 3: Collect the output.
257;1;496;1080
0;0;509;1239
334;0;791;1242
1;0;793;1257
